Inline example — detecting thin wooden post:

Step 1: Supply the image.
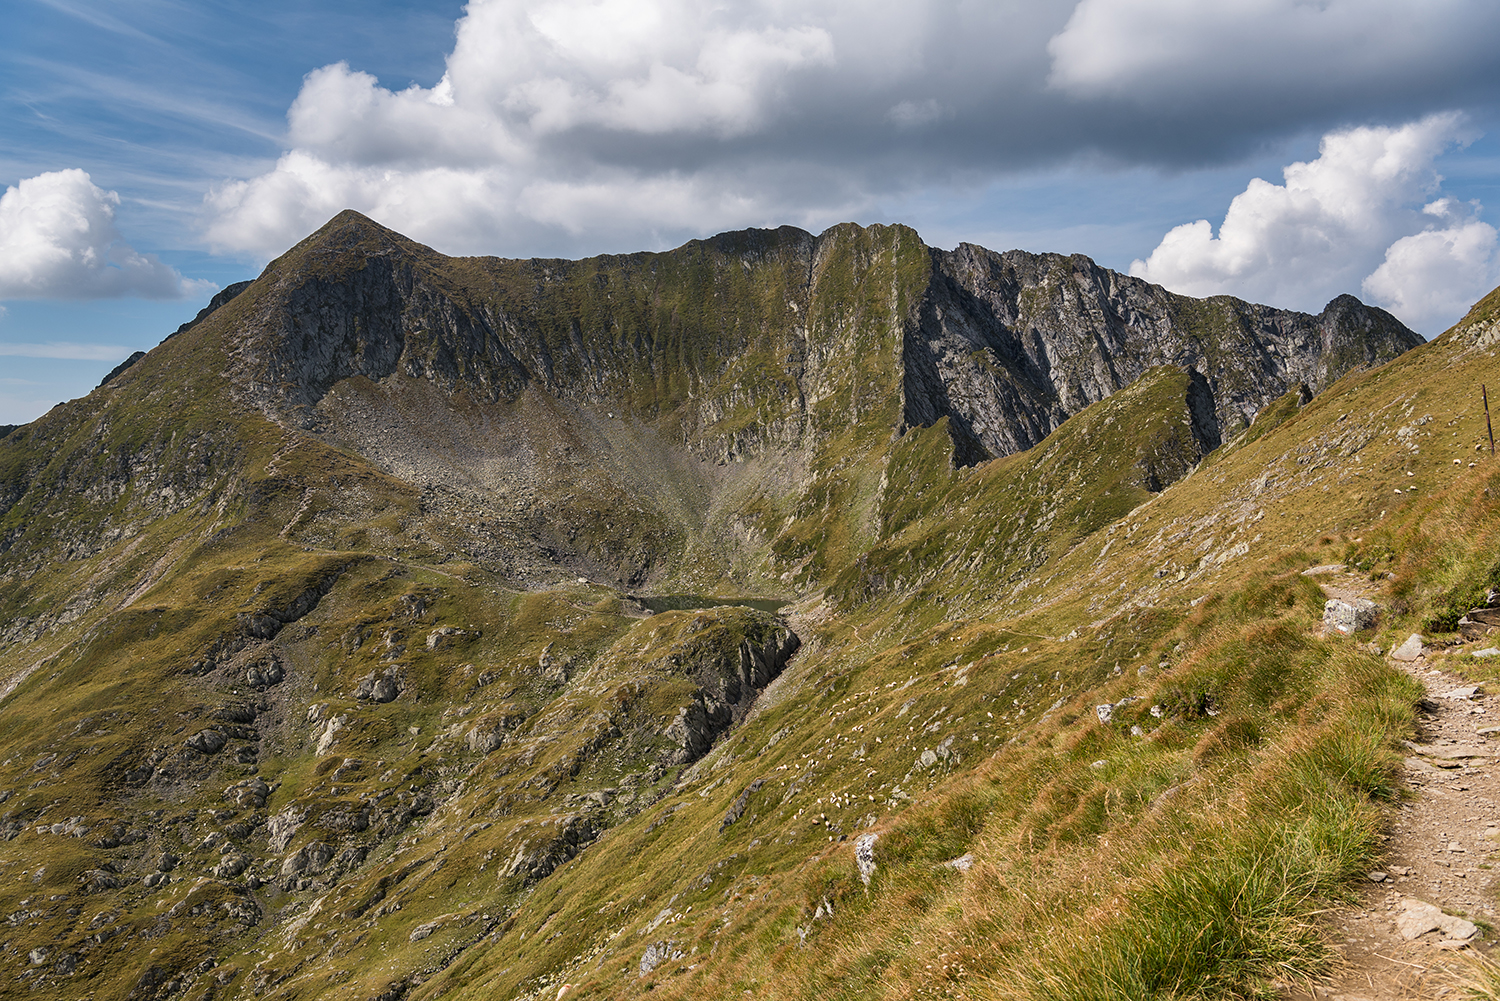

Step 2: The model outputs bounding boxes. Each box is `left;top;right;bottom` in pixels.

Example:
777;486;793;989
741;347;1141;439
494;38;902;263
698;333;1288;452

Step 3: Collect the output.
1487;384;1496;456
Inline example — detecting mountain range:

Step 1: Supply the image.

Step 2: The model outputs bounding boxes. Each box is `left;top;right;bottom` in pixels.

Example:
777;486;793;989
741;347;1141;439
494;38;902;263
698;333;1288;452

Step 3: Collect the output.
1;210;1493;1001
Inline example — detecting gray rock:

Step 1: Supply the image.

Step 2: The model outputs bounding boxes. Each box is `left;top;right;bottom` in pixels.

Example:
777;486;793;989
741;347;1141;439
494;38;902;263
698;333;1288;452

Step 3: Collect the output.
409;918;445;942
1473;647;1500;658
186;729;228;754
314;715;348;755
1392;634;1426;661
355;669;401;703
245;658;284;689
855;833;879;886
280;841;334;877
265;807;308;852
719;778;767;832
1441;687;1483;701
225;777;270;809
1095;704;1113;724
213;854;251;879
1323;598;1378;635
640;941;681;977
1395;898;1477;941
426;626;464;650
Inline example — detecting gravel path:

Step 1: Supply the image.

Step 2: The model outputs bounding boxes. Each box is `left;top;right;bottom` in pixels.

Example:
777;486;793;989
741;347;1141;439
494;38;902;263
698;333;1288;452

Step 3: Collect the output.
1288;609;1498;1000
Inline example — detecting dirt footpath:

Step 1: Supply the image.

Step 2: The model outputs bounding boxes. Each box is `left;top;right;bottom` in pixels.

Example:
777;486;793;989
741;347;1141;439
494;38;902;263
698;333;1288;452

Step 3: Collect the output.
1289;595;1500;1000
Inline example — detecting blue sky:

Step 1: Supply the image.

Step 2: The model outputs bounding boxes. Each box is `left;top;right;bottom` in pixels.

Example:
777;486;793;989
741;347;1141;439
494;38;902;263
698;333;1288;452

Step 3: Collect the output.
3;0;1500;425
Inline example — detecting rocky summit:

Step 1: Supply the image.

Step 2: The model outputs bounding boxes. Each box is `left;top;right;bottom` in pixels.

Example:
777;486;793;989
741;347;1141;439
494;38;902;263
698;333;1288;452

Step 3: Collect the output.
2;210;1497;1001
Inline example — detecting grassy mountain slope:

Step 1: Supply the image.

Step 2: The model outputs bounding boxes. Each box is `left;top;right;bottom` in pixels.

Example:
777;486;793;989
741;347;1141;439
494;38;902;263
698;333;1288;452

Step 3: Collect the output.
0;214;1481;1001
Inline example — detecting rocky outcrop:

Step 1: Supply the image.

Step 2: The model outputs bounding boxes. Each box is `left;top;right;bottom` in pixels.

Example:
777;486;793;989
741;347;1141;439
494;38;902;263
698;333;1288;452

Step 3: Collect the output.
665;621;800;764
902;246;1422;464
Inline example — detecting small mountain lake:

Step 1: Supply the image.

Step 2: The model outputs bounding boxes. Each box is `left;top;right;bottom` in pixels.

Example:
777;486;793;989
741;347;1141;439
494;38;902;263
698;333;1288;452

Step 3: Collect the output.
632;594;790;614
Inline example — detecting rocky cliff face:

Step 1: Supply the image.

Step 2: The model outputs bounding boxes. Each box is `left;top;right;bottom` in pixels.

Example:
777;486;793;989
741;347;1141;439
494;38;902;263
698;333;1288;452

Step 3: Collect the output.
903;245;1422;464
223;213;1418;476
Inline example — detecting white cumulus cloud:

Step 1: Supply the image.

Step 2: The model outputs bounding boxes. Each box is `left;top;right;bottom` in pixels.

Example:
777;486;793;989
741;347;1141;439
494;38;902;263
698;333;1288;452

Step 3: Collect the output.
1363;202;1500;333
0;169;198;300
202;0;1500;271
1130;113;1500;333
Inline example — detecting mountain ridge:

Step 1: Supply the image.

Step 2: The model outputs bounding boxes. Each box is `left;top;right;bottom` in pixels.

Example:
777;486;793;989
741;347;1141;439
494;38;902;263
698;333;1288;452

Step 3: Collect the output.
203;210;1420;468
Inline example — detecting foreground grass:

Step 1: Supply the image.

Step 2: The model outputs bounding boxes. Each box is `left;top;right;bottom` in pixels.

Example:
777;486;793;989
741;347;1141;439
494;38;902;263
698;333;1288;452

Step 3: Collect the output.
542;566;1421;1001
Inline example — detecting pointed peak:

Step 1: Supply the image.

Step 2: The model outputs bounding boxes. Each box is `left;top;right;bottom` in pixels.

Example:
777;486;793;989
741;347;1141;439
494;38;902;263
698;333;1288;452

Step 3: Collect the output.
301;209;427;254
261;210;443;286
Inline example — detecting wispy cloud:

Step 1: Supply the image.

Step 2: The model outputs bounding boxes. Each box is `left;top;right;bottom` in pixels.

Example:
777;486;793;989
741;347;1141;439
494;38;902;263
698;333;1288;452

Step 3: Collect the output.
0;341;130;361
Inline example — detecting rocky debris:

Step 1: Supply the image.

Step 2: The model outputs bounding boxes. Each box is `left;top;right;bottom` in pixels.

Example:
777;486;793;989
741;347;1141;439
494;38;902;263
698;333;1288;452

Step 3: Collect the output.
1404;741;1490;761
664;620;800;765
79;868;123;893
35;816;90;837
245;656;285;690
1458;596;1500;640
426;626;468;651
214;853;252;879
1323;598;1378;635
355;668;401;703
1095;695;1147;725
1394;897;1477;942
281;842;334;881
214;703;258;724
1391;634;1426;662
409;914;457;942
237;573;350;642
855;833;879;886
186;729;228;755
943;853;975;872
504;814;600;884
